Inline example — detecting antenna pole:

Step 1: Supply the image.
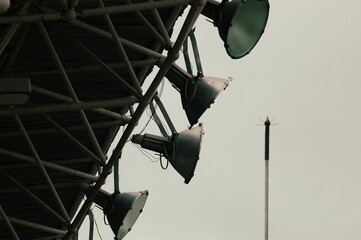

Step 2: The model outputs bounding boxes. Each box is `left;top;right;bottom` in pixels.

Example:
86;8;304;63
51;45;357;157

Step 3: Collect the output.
264;117;270;240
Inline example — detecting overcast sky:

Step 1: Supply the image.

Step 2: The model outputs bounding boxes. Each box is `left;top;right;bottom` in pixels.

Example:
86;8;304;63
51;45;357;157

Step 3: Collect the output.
79;0;361;239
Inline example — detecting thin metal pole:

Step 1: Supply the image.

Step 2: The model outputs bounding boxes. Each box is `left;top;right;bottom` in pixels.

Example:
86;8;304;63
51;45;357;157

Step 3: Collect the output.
88;211;94;240
264;117;270;240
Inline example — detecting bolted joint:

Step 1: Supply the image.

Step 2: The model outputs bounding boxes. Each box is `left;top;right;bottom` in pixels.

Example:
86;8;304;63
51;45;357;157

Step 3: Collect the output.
167;47;180;62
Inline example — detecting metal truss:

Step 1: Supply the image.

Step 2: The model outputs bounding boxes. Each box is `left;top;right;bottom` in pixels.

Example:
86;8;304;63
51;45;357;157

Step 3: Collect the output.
0;0;206;239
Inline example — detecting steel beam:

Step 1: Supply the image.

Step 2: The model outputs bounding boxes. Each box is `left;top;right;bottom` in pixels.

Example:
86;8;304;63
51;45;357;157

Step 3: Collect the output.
0;148;98;182
80;0;191;17
0;120;128;138
0;216;67;236
13;59;157;77
0;206;20;240
68;19;163;58
0;183;79;194
0;97;138;117
31;85;131;121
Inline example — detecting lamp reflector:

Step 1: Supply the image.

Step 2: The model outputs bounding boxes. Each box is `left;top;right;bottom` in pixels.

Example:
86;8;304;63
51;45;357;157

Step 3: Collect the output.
181;76;229;126
0;0;10;14
83;186;148;240
105;191;149;239
171;123;204;183
165;64;230;126
202;0;270;59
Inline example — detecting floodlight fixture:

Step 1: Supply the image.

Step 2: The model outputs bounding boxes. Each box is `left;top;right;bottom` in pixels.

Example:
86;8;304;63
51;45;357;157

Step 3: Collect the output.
0;0;10;14
201;0;270;59
83;186;148;240
166;64;229;126
132;123;204;184
0;77;31;105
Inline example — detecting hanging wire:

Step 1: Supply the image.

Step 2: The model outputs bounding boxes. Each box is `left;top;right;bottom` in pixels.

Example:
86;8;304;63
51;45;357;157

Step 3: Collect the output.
93;213;104;240
131;142;160;163
159;153;169;170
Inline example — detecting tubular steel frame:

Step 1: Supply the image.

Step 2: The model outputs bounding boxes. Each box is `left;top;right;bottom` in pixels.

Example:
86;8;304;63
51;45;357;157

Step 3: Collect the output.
0;0;206;239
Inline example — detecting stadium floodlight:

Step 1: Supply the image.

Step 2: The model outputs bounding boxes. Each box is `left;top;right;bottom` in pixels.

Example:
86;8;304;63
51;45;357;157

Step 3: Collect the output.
166;64;229;126
82;185;148;240
0;0;10;14
0;77;31;105
201;0;270;59
132;123;204;184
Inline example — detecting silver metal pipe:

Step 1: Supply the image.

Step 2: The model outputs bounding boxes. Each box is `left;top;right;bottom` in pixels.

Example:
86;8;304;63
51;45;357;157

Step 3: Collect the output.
98;0;142;95
0;206;20;240
69;19;163;58
80;0;191;17
31;85;131;121
0;148;98;182
14;115;71;222
62;1;206;238
0;13;60;25
37;22;107;165
0;97;137;117
0;170;68;226
0;183;79;194
16;59;157;76
1;216;67;236
0;120;128;138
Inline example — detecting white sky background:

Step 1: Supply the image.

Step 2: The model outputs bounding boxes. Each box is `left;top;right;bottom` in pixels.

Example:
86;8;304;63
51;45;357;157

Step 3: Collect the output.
79;0;361;239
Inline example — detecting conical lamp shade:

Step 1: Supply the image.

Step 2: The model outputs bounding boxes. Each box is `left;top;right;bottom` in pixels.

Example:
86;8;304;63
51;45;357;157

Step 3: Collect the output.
202;0;270;59
181;76;229;126
170;123;204;183
0;0;10;14
105;191;149;239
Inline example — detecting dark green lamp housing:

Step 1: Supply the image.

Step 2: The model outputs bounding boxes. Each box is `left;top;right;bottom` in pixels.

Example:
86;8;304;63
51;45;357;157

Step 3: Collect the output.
166;64;229;127
202;0;270;59
132;124;204;184
83;186;149;240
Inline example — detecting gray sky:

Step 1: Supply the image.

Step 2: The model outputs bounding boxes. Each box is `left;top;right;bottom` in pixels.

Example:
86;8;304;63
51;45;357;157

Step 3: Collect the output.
79;0;361;239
